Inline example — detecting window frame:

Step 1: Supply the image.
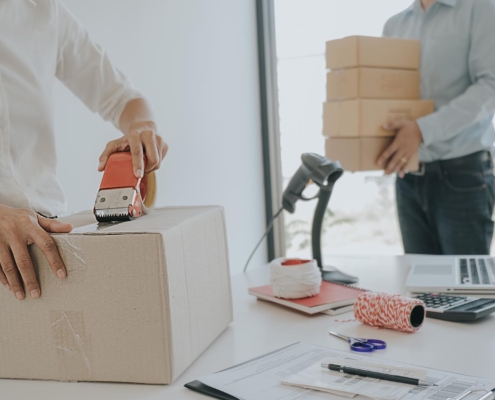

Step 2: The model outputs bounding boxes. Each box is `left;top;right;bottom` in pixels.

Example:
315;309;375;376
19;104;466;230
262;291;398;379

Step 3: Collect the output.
256;0;285;261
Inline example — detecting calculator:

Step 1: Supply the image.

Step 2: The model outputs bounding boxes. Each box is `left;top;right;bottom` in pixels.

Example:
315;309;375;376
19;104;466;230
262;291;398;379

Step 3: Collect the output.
412;293;495;322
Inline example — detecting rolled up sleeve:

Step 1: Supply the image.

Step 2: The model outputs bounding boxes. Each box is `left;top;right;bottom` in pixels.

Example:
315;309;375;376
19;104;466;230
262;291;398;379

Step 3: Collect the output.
54;0;142;129
417;0;495;146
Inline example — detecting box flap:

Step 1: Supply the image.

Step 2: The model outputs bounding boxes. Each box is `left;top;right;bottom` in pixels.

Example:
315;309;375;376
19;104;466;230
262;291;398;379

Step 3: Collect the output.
58;206;223;235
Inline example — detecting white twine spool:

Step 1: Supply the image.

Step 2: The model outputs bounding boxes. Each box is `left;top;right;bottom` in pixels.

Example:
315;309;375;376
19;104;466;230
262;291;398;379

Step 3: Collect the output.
270;258;322;299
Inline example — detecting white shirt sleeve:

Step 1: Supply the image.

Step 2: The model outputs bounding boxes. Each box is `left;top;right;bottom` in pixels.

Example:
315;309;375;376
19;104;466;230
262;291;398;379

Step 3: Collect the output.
54;0;142;129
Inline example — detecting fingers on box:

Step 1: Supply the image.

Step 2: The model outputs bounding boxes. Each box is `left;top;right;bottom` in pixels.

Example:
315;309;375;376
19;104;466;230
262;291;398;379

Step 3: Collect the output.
0;210;68;300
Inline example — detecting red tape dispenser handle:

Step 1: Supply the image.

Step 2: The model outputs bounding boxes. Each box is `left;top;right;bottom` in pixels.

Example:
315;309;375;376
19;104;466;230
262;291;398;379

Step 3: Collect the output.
95;152;156;222
99;152;140;191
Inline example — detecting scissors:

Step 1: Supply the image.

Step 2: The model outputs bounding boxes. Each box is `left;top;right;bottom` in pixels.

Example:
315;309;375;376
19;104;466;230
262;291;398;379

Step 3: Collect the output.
329;331;387;353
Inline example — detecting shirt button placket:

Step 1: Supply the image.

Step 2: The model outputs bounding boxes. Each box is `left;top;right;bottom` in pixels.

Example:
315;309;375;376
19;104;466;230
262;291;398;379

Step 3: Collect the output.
0;73;7;157
0;74;14;179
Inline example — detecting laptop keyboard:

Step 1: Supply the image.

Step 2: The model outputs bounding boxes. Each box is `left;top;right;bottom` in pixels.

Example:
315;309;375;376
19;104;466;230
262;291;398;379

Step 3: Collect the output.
460;259;469;283
459;257;495;285
470;259;479;284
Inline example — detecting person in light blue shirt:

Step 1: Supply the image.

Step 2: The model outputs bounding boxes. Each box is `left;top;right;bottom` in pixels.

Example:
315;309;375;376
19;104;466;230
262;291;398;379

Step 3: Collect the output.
377;0;495;254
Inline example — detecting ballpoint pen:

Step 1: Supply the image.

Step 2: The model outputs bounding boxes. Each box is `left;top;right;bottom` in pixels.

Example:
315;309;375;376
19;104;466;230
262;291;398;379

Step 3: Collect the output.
321;363;437;387
476;389;495;400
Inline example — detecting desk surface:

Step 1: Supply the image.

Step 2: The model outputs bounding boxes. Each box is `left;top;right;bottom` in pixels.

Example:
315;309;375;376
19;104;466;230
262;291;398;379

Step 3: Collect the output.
2;256;494;400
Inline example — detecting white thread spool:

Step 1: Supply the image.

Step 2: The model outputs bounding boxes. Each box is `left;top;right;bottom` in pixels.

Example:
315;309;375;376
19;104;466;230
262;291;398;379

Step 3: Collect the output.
270;258;322;299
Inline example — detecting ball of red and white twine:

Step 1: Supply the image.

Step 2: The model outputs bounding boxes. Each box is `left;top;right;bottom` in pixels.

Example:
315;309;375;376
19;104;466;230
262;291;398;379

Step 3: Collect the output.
354;292;426;333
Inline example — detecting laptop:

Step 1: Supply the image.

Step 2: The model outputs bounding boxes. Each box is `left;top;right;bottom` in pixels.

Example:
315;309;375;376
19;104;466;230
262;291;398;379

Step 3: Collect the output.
406;255;495;295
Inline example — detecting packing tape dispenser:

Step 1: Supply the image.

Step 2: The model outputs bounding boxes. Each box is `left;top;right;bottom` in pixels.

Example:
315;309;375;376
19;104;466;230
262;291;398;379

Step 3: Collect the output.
93;152;157;222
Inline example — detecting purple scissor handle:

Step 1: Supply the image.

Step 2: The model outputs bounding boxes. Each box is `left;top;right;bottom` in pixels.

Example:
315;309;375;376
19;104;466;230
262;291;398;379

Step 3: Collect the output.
329;331;387;353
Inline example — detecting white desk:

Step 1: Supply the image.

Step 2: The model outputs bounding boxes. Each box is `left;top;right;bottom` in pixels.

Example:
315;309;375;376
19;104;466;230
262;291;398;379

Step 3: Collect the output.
2;256;494;400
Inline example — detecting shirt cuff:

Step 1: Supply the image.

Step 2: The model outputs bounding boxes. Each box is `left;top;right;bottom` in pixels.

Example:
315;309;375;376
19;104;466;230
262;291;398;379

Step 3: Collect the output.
416;113;443;147
108;89;143;131
98;81;143;130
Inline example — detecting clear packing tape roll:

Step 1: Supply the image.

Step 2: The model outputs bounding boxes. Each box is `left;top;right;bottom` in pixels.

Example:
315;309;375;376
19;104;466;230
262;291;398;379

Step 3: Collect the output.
354;292;426;333
270;258;322;299
140;171;157;214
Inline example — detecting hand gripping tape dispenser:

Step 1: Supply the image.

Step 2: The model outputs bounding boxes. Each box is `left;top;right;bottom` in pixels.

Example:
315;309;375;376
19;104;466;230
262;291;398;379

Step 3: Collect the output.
93;152;157;222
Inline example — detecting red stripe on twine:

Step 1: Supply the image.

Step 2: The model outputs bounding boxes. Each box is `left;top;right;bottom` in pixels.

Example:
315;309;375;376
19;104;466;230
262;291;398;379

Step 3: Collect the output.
354;293;426;333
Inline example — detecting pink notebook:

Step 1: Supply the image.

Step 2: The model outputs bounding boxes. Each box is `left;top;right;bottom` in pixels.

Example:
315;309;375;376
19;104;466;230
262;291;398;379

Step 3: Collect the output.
248;281;367;314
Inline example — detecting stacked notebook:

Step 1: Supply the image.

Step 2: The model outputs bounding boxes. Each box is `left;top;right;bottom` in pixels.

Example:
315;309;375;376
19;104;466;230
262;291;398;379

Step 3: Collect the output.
248;281;367;315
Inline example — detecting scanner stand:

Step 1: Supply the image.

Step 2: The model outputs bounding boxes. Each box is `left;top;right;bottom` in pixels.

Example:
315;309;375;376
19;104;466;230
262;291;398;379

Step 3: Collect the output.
321;268;358;285
312;185;359;285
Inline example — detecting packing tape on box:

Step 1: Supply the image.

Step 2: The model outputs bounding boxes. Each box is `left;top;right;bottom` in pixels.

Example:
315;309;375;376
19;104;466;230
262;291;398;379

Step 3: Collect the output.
354;292;426;333
270;258;322;299
140;171;157;214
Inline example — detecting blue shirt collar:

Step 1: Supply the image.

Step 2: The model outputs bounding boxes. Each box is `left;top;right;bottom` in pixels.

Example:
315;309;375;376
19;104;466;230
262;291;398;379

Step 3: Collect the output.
437;0;457;6
406;0;457;13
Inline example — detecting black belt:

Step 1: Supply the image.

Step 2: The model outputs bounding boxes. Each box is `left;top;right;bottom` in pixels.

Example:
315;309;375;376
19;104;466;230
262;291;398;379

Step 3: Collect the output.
410;151;493;176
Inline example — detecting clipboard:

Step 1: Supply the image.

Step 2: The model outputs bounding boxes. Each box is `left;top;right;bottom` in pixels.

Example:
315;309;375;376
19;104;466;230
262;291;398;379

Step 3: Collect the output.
184;343;300;399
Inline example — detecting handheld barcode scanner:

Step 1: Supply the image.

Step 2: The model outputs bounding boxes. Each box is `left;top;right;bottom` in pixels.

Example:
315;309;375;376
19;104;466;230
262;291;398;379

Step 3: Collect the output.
282;153;358;284
282;153;342;213
93;152;156;222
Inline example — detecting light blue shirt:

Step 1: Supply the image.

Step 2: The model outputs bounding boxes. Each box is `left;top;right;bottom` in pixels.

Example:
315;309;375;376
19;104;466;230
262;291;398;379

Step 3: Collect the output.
383;0;495;162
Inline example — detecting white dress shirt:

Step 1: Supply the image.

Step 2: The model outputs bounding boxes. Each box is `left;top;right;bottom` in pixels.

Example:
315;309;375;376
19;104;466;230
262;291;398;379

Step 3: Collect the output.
0;0;141;217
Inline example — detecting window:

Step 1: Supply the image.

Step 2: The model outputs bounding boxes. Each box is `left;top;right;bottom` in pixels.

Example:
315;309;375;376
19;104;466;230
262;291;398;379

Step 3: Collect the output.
273;0;415;259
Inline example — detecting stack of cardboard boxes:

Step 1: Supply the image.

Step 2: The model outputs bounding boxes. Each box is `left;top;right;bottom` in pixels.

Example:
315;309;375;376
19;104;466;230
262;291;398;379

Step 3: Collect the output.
323;36;434;172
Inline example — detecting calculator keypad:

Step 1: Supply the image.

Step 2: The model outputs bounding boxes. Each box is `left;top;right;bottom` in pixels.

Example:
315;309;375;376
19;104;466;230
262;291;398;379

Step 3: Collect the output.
414;293;468;309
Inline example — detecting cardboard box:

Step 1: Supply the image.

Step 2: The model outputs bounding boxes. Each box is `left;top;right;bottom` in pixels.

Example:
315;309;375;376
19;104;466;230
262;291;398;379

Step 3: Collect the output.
325;137;419;172
323;99;435;138
326;36;420;70
326;138;361;171
326;68;420;101
0;206;233;384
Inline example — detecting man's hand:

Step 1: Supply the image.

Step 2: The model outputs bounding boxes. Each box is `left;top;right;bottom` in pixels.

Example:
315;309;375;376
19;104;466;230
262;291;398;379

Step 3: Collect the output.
98;98;168;177
0;205;72;300
98;121;168;178
377;120;423;178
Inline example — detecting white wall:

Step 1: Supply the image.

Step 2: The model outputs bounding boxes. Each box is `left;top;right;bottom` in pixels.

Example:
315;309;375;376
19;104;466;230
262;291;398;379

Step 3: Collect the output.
54;0;267;274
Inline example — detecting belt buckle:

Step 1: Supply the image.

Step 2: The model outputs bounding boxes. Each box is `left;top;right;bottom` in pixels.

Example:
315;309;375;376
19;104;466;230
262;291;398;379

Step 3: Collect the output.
409;163;425;176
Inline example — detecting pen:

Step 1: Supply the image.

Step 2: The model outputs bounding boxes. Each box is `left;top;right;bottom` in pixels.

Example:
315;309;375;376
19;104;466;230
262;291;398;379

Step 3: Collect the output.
321;363;437;387
476;388;495;400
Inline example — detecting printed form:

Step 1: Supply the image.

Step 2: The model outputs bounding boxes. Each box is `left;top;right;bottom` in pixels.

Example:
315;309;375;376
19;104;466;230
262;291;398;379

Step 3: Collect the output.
281;358;427;400
197;343;494;400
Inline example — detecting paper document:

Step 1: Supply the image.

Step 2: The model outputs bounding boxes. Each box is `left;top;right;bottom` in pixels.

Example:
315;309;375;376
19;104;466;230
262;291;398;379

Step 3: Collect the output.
281;358;426;400
197;343;495;400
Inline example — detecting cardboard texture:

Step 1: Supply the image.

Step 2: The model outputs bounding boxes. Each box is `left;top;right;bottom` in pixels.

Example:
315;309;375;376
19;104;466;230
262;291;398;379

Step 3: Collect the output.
323;99;435;138
326;36;420;70
0;206;233;384
326;138;360;171
326;68;420;101
326;138;419;172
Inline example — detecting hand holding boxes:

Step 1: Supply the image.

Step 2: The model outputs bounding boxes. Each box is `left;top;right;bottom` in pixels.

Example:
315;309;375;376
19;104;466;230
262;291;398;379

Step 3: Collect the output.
323;35;434;172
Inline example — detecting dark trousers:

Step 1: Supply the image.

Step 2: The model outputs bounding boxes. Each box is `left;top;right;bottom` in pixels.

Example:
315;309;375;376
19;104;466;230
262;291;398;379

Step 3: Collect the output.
396;151;495;255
